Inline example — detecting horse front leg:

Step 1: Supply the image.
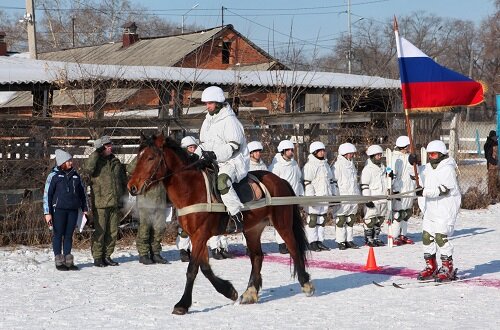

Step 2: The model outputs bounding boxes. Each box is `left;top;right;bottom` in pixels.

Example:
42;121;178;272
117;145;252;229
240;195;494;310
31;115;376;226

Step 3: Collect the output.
199;239;239;301
239;230;264;304
172;256;199;315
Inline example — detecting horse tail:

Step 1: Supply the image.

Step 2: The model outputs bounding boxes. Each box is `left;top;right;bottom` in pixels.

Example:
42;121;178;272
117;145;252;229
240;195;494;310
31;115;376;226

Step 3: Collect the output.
291;203;308;277
280;179;309;278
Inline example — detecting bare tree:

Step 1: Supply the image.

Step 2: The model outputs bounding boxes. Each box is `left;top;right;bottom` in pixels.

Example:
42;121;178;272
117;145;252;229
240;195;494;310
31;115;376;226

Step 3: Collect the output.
476;0;500;106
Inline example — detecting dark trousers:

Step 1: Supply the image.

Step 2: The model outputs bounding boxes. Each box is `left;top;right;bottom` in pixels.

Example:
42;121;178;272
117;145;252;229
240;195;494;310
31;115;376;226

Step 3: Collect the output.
91;207;120;259
52;209;78;256
488;166;498;200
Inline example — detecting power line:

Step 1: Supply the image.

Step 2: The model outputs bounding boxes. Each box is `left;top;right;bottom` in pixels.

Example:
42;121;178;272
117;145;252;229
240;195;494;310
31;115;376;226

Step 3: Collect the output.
225;9;336;52
225;0;390;11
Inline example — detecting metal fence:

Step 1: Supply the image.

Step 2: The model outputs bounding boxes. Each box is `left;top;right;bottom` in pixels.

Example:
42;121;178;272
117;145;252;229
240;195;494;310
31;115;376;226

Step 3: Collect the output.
444;111;496;196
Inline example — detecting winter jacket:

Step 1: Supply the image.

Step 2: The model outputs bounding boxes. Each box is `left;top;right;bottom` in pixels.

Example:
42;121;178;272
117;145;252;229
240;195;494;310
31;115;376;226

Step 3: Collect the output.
43;166;87;215
391;150;416;210
250;159;268;171
127;156;167;208
361;158;387;198
333;155;360;196
303;154;335;197
269;153;304;196
417;157;461;228
361;158;388;218
82;151;128;209
196;104;249;182
484;136;498;168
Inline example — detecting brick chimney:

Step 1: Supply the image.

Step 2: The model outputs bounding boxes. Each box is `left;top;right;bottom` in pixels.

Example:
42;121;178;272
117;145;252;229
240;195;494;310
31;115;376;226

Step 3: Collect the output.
0;32;7;56
122;22;139;48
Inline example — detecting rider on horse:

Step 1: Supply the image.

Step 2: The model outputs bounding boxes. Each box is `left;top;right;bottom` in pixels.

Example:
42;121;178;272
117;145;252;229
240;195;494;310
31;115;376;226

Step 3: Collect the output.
195;86;250;233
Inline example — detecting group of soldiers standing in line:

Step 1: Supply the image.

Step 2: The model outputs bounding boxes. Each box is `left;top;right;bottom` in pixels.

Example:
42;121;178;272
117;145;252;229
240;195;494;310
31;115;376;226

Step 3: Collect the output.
243;135;417;253
242;134;461;281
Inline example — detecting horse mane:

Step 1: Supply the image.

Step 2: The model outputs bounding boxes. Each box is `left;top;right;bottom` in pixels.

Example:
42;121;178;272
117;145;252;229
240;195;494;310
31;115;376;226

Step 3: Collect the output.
163;136;191;164
139;134;190;165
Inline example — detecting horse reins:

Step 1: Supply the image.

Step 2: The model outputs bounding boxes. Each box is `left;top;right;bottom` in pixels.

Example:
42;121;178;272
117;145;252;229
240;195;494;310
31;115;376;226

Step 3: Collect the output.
139;145;207;194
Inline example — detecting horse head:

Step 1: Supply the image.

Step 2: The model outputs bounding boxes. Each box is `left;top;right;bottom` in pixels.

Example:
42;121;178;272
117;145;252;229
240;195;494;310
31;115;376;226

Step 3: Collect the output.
127;133;189;196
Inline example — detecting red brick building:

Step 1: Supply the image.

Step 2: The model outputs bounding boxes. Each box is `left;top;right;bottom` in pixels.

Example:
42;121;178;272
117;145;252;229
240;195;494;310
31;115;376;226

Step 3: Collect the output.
0;24;286;116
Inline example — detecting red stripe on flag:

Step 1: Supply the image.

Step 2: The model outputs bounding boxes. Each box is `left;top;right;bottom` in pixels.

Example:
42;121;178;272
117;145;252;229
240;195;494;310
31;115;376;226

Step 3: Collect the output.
401;81;484;109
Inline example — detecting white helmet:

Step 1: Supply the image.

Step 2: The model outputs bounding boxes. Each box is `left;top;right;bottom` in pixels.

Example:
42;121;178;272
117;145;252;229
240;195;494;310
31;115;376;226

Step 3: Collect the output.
338;142;357;155
366;145;383;156
277;140;294;152
247;141;263;153
309;141;326;154
395;136;410;148
181;136;198;148
426;140;448;154
201;86;225;103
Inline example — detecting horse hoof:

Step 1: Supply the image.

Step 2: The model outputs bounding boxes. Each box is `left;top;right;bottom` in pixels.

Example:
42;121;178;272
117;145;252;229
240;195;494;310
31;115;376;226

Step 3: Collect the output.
172;307;188;315
230;288;239;301
239;287;258;304
301;281;315;297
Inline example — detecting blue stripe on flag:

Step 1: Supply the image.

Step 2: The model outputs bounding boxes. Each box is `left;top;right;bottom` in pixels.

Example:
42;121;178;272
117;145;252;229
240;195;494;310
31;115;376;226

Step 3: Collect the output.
398;57;473;84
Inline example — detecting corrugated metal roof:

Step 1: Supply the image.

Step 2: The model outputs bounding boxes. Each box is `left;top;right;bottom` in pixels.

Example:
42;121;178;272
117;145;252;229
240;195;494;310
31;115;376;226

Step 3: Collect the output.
38;27;225;66
0;88;138;108
0;56;400;90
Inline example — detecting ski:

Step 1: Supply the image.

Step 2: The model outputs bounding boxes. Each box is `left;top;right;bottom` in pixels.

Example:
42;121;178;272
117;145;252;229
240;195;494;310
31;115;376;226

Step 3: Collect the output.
372;279;435;288
374;270;465;288
393;271;465;289
392;278;466;289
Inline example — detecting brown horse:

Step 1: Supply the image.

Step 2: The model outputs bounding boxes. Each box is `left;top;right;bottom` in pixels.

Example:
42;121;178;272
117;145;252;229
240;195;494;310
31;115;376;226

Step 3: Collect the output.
127;133;314;315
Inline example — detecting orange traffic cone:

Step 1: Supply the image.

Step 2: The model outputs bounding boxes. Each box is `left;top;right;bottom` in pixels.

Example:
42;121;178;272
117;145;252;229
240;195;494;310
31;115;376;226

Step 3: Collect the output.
363;246;381;271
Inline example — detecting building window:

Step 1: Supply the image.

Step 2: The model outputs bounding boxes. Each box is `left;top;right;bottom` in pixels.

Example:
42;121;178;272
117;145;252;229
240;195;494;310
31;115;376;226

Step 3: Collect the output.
222;42;231;64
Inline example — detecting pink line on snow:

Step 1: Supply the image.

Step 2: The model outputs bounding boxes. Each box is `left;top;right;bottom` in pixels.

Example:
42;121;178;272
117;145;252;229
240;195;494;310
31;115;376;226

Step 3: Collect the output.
255;254;500;289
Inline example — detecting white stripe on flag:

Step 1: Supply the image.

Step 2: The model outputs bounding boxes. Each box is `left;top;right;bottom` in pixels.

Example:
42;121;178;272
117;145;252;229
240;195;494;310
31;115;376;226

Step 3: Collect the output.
398;37;429;58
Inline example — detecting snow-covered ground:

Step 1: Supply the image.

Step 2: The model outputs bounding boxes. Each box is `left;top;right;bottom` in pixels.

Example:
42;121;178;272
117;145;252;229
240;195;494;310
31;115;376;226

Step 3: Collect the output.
1;204;500;329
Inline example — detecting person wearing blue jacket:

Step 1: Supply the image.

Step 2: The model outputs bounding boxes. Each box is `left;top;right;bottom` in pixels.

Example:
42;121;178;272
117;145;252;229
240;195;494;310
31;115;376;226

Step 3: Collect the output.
43;149;88;271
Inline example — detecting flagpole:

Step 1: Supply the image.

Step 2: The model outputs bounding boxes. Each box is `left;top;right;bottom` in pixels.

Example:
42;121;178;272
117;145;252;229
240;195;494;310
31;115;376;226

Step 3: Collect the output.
394;16;421;187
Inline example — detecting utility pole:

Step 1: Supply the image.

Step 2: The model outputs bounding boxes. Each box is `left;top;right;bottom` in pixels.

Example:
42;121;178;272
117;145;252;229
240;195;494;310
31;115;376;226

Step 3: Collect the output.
72;17;75;48
466;48;474;121
347;0;352;74
181;3;198;34
25;0;37;59
222;6;225;27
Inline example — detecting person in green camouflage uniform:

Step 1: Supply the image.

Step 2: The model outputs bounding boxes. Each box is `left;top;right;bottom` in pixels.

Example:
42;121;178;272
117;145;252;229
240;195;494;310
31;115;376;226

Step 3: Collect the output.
82;135;128;267
127;156;168;265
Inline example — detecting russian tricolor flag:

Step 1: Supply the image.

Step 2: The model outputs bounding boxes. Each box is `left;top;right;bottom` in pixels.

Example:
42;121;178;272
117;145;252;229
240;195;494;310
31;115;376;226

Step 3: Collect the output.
395;31;484;110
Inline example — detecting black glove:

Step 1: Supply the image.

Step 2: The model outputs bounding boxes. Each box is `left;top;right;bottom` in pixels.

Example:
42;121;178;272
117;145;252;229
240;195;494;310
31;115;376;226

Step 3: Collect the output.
438;185;450;196
387;170;394;179
202;150;217;161
366;201;375;208
408;153;418;165
416;187;423;196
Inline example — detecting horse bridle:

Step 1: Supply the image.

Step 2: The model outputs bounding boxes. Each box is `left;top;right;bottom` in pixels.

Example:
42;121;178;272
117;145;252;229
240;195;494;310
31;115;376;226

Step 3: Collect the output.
141;146;169;194
139;145;206;194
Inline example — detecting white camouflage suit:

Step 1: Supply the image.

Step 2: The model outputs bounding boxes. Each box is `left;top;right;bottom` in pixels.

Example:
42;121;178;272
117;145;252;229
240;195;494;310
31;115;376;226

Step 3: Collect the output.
303;154;336;244
391;150;416;238
417;157;461;257
333;155;360;243
196;103;249;215
269;153;304;244
360;158;388;242
196;103;249;251
250;158;268;171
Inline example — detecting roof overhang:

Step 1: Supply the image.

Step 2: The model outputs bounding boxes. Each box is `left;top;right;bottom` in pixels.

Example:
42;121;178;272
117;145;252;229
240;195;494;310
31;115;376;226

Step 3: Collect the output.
0;56;400;91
